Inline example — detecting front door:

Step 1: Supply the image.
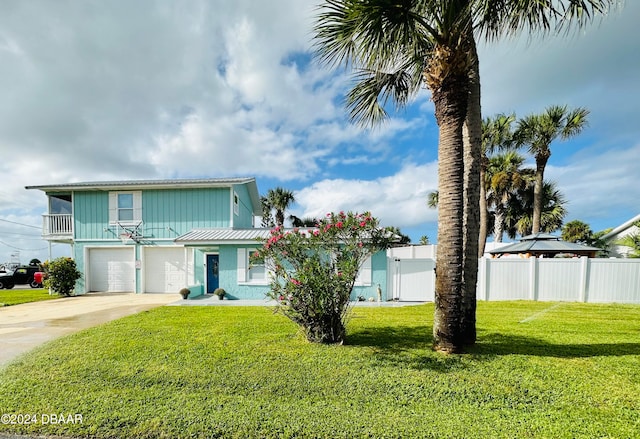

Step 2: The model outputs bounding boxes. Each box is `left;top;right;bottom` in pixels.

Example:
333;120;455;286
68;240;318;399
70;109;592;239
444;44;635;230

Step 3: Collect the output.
206;254;219;293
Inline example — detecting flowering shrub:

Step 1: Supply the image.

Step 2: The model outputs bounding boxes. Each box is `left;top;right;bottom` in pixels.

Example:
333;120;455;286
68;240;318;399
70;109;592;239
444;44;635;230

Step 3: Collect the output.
252;211;396;344
42;257;82;296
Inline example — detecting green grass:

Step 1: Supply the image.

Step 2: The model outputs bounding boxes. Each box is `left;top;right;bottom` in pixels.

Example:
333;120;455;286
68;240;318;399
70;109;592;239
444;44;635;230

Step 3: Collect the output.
0;288;59;306
1;301;639;438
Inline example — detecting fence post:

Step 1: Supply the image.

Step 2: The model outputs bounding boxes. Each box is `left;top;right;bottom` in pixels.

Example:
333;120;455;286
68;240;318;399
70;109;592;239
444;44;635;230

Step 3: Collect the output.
529;257;538;301
477;257;487;301
579;256;589;303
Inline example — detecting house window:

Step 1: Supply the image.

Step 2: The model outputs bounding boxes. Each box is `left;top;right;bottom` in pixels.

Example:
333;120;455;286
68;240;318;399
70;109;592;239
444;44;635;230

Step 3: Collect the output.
109;191;142;225
249;253;266;282
233;192;239;216
354;256;372;286
117;193;134;222
237;248;267;285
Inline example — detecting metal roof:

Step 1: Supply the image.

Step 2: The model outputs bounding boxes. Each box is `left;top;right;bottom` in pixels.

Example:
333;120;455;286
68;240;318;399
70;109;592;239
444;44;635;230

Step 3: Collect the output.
26;177;262;215
489;236;600;256
175;228;273;244
26;177;256;191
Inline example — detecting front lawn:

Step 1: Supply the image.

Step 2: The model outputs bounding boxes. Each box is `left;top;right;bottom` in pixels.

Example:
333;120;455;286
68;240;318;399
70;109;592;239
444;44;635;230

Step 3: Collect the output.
0;302;639;438
0;288;58;306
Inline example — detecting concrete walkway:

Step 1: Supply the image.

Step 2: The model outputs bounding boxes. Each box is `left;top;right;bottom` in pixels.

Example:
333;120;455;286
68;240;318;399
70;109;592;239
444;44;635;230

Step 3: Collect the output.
0;293;177;367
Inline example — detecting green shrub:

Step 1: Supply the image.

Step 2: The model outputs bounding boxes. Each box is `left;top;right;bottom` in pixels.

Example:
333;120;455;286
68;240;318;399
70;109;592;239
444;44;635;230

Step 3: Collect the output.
253;211;396;344
42;257;82;296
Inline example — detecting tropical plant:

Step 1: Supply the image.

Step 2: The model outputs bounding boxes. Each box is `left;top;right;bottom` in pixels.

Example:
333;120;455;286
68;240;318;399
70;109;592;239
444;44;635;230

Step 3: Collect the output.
314;0;615;353
427;191;439;209
514;105;589;233
260;196;275;228
419;235;430;245
561;220;610;256
615;222;640;258
262;187;296;228
289;215;318;227
42;257;81;297
480;113;515;250
505;180;567;238
253;212;396;344
486;151;532;242
562;220;594;244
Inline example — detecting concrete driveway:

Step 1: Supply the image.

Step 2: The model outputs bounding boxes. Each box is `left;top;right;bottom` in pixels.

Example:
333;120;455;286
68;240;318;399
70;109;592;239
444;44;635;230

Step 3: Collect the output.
0;293;177;367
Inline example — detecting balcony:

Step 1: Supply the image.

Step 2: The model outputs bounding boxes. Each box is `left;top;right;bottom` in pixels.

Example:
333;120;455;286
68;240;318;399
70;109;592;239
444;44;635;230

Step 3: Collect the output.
42;214;73;241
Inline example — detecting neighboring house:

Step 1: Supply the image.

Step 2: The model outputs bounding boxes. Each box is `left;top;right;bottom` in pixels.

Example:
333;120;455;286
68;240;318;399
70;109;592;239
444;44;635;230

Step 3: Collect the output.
26;177;386;300
601;213;640;258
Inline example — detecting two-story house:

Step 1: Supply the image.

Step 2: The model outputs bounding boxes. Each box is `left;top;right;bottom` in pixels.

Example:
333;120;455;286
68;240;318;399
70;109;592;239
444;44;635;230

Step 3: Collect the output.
26;177;387;300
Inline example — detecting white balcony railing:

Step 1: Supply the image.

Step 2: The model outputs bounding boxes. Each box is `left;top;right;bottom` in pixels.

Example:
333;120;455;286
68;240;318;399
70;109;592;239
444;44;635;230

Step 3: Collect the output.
42;214;73;239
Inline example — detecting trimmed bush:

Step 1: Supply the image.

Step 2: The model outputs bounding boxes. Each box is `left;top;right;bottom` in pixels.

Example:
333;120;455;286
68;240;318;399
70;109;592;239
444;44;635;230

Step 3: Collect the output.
42;257;82;297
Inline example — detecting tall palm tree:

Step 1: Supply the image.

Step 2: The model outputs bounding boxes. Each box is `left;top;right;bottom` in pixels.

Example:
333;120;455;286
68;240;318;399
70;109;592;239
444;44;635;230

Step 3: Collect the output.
486;151;531;242
505;180;567;238
480;114;515;249
264;187;296;228
314;0;615;353
514;105;589;233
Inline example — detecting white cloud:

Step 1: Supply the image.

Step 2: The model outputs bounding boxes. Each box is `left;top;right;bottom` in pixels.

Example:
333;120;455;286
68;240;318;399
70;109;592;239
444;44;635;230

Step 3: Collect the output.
294;162;439;229
547;142;640;227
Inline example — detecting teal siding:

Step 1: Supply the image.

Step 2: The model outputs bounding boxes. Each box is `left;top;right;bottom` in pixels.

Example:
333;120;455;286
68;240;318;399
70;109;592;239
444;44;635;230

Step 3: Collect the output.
352;251;388;300
205;245;387;301
72;188;232;240
143;188;230;239
73;192;111;240
218;245;270;300
232;184;255;228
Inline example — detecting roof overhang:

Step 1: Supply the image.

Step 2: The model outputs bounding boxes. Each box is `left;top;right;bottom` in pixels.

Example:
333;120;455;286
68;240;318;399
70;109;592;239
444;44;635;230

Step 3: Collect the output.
26;177;257;192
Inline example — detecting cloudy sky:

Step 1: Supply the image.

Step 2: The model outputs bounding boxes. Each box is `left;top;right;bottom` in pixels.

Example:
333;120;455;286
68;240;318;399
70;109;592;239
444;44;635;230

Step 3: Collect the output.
0;0;638;264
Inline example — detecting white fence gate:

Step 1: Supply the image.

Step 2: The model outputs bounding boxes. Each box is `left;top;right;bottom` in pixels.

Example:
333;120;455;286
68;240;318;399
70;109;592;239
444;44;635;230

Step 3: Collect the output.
387;258;435;302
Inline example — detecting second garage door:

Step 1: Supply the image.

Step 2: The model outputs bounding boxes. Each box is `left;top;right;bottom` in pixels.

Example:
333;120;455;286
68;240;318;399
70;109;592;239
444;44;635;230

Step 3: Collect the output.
88;247;135;292
144;247;187;293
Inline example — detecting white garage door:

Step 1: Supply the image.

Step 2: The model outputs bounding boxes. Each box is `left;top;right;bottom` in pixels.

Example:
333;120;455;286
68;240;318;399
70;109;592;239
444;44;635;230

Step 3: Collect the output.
88;248;135;292
144;247;187;293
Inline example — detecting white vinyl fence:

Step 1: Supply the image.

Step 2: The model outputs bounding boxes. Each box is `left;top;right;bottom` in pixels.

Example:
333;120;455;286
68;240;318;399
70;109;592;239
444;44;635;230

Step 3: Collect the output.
478;257;640;303
386;246;640;304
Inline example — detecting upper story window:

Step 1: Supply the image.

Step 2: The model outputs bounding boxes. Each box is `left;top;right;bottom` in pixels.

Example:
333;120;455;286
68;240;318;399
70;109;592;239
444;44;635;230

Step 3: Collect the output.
233;192;239;216
49;194;72;215
109;191;142;224
117;193;134;221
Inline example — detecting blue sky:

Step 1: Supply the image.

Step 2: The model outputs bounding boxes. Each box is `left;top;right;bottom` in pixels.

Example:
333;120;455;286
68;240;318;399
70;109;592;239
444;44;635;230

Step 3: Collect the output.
0;0;638;265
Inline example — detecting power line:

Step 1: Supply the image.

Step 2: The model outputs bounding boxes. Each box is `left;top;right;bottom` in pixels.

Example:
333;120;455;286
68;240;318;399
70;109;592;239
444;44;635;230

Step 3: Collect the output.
0;240;48;251
0;218;40;229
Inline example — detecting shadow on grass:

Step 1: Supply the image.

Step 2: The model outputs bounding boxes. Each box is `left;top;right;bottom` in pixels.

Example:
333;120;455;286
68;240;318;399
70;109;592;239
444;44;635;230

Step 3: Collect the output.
470;333;640;358
346;325;640;371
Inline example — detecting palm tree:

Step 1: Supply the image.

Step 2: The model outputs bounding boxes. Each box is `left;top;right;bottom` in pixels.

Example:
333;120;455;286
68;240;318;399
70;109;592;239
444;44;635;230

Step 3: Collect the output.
480;114;515;249
263;188;296;228
289;215;318;227
314;0;615;353
505;180;567;238
260;196;275;228
514;105;589;233
486;151;531;242
427;191;439;209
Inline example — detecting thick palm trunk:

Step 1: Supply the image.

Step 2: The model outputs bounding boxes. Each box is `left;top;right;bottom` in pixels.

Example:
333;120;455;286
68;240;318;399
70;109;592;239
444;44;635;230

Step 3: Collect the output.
461;39;481;346
532;158;547;234
430;55;469;354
